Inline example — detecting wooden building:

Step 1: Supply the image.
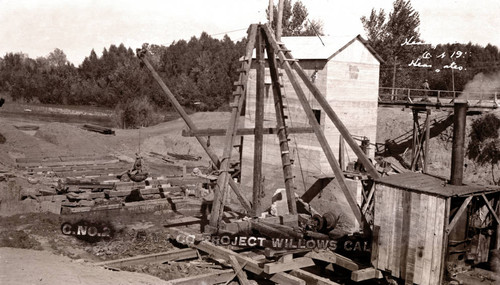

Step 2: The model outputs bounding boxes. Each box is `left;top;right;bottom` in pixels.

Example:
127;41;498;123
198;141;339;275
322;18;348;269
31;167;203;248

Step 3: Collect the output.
239;35;382;221
373;172;500;284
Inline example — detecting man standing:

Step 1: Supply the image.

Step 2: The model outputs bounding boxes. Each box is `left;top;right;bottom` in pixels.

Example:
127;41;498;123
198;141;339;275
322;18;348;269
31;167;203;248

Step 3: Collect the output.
422;79;430;100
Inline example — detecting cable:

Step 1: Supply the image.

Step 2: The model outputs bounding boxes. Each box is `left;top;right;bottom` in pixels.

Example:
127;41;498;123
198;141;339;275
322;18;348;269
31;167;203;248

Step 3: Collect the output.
209;28;248;37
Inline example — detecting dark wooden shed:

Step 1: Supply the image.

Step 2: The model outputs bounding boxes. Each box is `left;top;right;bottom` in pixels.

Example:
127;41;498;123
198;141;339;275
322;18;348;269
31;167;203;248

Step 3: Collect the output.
372;172;500;284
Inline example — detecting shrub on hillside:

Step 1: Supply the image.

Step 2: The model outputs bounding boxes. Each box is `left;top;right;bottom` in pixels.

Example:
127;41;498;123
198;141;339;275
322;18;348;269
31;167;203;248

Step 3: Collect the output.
115;97;164;129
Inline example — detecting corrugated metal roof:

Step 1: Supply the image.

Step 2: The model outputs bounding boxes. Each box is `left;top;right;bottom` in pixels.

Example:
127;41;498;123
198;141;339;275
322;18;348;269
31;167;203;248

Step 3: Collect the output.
376;172;500;197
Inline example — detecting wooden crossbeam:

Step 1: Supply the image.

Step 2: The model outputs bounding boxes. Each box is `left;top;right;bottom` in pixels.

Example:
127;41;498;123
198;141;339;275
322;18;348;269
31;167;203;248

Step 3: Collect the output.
351;268;383;282
228;255;251;285
305;250;360;271
95;248;197;267
181;127;314;137
481;194;500;225
301;177;334;203
445;196;473;234
264;257;315;274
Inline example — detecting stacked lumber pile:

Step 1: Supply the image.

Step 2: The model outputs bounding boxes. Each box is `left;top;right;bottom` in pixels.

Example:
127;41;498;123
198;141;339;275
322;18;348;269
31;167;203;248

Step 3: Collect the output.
17;155;128;179
56;175;214;214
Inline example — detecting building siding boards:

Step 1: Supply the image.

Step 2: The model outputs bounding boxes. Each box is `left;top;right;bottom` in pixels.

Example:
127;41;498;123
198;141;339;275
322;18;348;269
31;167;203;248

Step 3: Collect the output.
373;183;446;284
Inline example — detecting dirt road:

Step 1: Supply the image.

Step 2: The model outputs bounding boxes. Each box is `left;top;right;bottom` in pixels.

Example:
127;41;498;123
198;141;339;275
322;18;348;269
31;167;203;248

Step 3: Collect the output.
0;247;169;285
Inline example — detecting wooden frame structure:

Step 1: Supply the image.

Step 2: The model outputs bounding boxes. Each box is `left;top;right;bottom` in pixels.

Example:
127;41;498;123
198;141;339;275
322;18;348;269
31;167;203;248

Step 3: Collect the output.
137;23;381;233
372;172;500;284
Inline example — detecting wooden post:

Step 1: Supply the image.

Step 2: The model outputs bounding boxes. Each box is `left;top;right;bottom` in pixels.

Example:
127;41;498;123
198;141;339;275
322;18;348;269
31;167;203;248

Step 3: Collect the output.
136;50;252;212
411;110;419;171
263;25;297;215
252;26;265;217
276;0;284;40
339;135;345;171
424;109;431;173
267;29;380;179
262;25;367;230
209;25;259;230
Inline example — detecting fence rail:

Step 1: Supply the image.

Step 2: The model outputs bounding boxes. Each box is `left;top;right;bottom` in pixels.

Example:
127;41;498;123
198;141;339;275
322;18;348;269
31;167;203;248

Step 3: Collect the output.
378;87;499;109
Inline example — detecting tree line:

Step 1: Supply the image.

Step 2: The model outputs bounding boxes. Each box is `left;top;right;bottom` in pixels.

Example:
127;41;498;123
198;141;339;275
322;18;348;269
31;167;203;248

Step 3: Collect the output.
1;0;499;113
0;35;245;112
361;0;500;91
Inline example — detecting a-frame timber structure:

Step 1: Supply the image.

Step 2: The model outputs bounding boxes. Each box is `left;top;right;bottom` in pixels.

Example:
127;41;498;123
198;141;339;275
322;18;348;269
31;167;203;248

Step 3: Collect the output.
137;23;380;233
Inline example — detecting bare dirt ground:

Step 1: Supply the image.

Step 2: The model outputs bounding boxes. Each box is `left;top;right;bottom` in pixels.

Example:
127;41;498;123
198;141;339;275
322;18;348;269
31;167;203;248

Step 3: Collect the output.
1;101;498;283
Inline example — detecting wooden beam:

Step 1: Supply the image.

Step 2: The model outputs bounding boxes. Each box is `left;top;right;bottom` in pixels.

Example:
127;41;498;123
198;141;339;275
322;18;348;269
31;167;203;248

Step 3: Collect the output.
290;269;340;285
137;45;251;213
252;26;265;217
228;255;251;285
301;177;333;203
209;24;258;228
481;194;500;225
351;268;383;282
264;257;315;274
305;250;360;271
262;25;367;229
181;127;314;137
95;248;197;267
445;196;472;234
165;269;235;285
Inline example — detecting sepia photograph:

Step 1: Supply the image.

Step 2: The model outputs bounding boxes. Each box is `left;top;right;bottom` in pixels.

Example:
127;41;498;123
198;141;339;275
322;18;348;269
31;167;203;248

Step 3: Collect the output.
1;0;499;284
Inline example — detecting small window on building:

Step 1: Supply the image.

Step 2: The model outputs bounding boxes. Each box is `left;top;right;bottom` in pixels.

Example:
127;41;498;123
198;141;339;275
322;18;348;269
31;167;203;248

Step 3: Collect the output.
313;109;321;124
265;84;271;98
349;65;359;80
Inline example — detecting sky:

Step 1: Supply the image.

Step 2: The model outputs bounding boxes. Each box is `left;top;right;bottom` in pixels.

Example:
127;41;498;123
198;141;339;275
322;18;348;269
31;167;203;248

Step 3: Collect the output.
1;0;499;66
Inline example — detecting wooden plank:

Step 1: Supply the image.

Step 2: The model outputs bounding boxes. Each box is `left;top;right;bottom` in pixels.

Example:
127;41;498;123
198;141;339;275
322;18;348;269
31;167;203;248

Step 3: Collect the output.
95;248;198;267
404;192;421;285
301;177;333;203
399;190;412;278
351;267;384;282
305;250;359;271
429;197;445;285
371;184;384;269
377;185;389;270
413;193;429;284
440;198;451;284
446;196;473;234
181;127;314;137
421;195;437;285
386;187;397;274
264;257;315;274
481;194;500;225
228;255;251;285
165;269;234;285
290;269;340;285
391;185;403;278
